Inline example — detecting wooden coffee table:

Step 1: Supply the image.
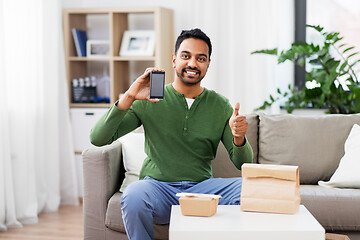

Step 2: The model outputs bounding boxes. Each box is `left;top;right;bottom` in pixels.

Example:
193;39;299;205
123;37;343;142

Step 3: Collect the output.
169;205;325;240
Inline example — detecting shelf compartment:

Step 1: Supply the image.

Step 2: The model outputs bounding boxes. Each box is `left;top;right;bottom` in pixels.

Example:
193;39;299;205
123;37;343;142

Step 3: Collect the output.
63;7;174;108
69;57;110;61
113;56;155;61
70;103;111;108
111;61;130;102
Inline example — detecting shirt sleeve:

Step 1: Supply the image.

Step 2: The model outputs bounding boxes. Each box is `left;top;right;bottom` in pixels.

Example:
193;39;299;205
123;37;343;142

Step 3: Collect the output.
89;101;142;146
222;124;254;169
221;105;254;170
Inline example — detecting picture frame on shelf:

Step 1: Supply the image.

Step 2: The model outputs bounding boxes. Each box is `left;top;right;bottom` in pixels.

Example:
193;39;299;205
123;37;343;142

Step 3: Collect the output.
86;40;110;57
119;30;155;57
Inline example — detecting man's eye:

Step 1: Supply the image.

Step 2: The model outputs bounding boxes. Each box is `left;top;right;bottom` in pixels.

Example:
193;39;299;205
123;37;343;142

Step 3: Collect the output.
181;55;190;59
198;57;206;62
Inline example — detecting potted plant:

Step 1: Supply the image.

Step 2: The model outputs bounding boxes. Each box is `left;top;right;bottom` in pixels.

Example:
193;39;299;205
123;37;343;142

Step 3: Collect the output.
252;25;360;114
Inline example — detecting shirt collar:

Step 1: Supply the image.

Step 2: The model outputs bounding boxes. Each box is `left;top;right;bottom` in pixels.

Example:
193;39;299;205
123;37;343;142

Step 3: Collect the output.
167;83;207;99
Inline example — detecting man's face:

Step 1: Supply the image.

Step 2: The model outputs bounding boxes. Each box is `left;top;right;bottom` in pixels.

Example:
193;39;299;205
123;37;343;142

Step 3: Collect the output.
172;38;211;86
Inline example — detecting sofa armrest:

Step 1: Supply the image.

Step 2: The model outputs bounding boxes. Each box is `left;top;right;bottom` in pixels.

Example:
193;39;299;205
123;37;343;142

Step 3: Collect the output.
82;139;123;239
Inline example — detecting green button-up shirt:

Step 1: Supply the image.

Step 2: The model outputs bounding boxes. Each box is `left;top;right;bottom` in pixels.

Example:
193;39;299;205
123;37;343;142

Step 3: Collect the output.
90;84;253;182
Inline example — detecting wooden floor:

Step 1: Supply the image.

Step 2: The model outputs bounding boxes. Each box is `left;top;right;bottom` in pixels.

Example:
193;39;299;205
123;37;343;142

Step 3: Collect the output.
0;204;83;240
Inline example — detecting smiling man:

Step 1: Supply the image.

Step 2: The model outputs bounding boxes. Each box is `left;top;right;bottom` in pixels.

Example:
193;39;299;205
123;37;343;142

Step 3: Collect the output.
90;28;253;240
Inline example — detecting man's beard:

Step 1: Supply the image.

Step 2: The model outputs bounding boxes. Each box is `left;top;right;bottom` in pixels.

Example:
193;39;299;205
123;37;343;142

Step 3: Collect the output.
176;68;204;86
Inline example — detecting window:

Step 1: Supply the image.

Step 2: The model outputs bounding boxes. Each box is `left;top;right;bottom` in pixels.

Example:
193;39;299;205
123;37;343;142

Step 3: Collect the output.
295;0;360;88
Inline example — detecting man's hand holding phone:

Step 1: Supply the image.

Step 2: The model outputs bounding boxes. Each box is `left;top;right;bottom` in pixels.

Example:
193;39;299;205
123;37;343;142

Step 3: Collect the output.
117;68;164;110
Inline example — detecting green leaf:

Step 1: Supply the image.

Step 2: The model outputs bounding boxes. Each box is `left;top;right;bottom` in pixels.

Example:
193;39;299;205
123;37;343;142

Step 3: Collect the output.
326;59;340;71
305;87;322;99
309;43;320;52
300;101;308;108
347;52;359;59
334;36;344;43
339;70;350;77
318;47;329;57
349;59;360;68
338;43;347;48
278;49;295;63
270;95;275;102
307;25;323;33
339;61;347;72
322;54;332;63
320;94;325;103
254;100;273;111
291;42;312;55
343;46;355;54
251;48;278;55
326;32;340;41
309;59;321;65
297;58;306;67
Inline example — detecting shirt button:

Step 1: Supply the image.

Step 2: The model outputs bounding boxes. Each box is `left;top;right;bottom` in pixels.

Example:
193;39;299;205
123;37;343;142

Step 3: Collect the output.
185;116;189;119
184;127;187;131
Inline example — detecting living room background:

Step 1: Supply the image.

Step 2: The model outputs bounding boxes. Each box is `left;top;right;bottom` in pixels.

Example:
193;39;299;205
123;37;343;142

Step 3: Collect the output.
63;0;294;114
2;0;359;234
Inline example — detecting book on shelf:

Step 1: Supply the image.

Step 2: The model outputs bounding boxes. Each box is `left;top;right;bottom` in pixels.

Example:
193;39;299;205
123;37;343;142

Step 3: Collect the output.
72;28;87;57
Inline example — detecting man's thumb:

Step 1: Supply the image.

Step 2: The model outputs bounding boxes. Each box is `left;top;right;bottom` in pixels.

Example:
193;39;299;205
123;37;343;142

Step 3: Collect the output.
233;102;240;116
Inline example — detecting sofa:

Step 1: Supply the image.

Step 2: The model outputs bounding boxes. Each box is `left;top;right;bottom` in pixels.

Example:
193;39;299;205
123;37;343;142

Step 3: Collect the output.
82;113;360;240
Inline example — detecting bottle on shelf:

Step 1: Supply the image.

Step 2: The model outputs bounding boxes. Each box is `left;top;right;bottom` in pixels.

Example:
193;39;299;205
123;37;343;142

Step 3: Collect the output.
96;68;110;101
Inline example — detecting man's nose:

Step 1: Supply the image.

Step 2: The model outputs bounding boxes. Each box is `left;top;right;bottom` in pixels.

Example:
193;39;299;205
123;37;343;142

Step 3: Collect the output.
187;57;197;68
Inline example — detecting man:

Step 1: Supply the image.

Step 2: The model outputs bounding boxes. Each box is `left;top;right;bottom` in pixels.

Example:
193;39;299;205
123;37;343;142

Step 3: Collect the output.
90;28;253;240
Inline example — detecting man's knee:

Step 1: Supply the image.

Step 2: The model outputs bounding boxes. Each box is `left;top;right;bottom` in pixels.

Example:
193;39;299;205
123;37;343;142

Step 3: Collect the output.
121;180;155;211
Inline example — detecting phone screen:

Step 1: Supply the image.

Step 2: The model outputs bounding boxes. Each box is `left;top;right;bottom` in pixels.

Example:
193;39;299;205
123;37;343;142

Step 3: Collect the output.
150;71;165;99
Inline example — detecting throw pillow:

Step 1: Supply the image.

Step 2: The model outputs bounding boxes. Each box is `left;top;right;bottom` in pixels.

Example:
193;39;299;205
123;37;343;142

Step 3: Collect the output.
318;124;360;188
119;131;146;192
258;113;360;184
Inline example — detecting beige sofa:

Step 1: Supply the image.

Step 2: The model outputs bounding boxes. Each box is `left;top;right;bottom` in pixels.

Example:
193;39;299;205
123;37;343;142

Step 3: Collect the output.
82;113;360;240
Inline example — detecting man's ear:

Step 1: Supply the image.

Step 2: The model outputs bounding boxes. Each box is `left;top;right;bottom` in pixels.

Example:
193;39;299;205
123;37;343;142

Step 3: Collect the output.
172;54;176;68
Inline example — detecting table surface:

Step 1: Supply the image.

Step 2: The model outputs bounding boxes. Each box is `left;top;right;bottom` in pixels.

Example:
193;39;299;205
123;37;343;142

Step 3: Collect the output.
169;205;325;240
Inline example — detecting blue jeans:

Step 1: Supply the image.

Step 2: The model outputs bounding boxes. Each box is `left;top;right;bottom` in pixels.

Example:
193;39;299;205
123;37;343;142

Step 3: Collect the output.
121;176;242;240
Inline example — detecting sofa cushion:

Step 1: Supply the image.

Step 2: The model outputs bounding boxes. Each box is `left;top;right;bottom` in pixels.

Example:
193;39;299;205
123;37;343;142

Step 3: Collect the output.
319;124;360;188
105;192;126;233
105;192;169;239
243;113;259;163
258;113;360;184
212;114;258;178
118;131;146;192
300;185;360;231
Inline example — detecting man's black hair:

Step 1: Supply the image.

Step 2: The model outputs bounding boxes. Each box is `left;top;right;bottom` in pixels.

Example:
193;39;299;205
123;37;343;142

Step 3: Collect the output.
174;28;212;59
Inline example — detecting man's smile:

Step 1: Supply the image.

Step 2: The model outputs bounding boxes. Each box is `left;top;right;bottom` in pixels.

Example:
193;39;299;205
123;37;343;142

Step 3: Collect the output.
183;69;200;78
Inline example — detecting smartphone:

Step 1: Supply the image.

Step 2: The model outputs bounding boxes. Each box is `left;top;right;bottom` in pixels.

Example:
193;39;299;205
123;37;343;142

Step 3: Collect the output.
150;71;165;99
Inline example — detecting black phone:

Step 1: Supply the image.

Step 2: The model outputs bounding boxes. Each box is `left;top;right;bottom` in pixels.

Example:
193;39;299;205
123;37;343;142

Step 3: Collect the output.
150;71;165;99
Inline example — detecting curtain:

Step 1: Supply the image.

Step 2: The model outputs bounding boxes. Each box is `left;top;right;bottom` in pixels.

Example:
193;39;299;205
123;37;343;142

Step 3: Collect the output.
174;0;294;113
0;0;78;231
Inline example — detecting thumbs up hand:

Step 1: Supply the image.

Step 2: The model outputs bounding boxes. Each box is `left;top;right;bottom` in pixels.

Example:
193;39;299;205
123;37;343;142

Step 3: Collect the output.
229;102;248;146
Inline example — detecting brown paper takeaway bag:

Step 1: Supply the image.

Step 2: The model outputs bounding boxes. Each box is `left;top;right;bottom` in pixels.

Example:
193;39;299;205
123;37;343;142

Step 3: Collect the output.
240;163;300;214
